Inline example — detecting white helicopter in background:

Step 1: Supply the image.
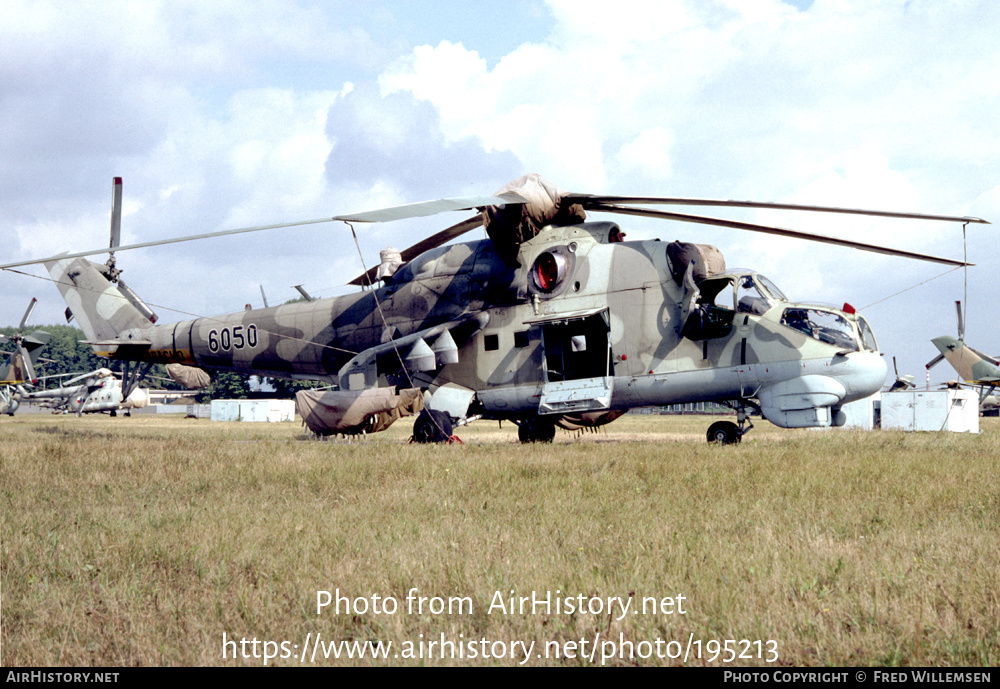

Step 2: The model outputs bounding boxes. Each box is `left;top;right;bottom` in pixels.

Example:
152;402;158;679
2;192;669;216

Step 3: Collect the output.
17;368;149;416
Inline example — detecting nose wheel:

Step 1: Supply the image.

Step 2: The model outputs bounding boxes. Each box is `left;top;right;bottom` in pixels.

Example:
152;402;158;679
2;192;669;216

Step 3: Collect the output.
706;420;740;444
707;404;755;444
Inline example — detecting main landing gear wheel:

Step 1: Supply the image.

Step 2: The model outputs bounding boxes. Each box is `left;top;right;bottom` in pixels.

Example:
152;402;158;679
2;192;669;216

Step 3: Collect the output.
412;409;454;444
707;420;741;445
517;416;556;443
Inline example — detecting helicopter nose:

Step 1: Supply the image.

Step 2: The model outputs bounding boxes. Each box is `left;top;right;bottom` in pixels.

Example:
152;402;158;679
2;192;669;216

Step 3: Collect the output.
841;351;888;402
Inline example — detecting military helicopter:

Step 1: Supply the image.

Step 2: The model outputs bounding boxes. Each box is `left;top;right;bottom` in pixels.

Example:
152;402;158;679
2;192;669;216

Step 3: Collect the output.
926;301;999;409
0;175;987;442
0;298;51;416
15;367;150;417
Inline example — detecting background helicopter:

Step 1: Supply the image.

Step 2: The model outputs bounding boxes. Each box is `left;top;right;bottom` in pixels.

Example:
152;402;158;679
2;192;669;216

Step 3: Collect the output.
14;367;150;417
2;175;984;443
0;299;51;416
926;301;999;411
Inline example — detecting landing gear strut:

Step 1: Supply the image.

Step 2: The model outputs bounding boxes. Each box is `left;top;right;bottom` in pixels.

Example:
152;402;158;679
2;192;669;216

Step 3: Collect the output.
517;416;556;443
706;403;756;445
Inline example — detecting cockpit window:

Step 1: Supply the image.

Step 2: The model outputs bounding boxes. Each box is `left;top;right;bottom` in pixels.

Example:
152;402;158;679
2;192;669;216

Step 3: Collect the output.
756;275;786;302
780;308;859;350
857;316;878;352
708;278;735;310
736;275;773;315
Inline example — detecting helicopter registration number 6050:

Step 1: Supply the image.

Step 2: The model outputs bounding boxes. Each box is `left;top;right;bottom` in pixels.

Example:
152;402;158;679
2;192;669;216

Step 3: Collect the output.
208;324;259;353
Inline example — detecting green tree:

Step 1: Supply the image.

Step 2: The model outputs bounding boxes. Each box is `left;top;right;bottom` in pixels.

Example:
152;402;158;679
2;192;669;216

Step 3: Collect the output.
267;377;317;398
200;371;252;400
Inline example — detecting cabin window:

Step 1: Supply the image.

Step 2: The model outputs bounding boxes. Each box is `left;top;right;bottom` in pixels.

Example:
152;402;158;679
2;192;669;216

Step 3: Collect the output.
484;334;499;352
514;330;530;348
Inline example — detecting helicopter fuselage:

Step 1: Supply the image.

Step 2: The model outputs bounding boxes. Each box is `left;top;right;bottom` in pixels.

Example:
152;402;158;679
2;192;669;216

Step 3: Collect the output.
65;220;886;435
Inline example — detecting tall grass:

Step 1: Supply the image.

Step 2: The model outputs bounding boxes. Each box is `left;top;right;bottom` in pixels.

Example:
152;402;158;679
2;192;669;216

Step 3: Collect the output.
2;413;997;666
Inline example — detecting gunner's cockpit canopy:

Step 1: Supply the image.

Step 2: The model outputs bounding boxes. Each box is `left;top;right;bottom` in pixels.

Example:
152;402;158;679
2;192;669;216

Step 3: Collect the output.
680;271;786;341
700;271;786;315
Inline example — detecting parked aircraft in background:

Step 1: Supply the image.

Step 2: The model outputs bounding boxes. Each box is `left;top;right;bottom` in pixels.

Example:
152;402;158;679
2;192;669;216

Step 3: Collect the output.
927;301;999;411
0;298;50;416
16;368;149;416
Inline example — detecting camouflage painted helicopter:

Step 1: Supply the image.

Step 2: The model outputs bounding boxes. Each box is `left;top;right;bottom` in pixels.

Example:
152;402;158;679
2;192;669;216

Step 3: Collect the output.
927;301;999;408
0;298;51;416
1;175;987;442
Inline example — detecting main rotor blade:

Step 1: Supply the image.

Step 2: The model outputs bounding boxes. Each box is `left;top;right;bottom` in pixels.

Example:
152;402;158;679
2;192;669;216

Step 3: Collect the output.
587;203;973;267
61;370;102;387
349;215;484;286
568;194;990;225
335;193;524;223
18;298;37;331
0;217;343;271
1;194;524;272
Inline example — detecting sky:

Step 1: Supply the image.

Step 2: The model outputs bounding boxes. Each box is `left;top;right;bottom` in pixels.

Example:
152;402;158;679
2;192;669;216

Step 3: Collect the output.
2;0;997;388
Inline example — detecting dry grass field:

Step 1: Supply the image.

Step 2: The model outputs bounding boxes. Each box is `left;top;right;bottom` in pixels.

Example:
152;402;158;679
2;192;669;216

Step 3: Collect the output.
2;411;998;666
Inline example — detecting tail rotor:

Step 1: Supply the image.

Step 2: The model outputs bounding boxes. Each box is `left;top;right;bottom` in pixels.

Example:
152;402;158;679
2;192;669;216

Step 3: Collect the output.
0;298;50;385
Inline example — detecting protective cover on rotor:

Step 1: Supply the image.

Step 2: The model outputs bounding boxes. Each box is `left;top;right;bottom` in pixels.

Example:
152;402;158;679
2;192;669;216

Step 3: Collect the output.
166;363;212;389
295;387;424;436
666;241;726;285
483;174;587;265
376;247;404;282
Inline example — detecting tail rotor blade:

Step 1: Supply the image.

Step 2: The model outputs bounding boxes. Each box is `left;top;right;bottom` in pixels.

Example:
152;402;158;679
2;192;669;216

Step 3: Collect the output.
18;346;37;384
110;177;123;250
926;353;945;371
955;300;965;341
18;298;37;332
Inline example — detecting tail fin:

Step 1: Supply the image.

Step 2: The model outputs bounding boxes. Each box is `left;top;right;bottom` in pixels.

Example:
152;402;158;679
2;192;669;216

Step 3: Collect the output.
44;257;155;344
0;331;50;384
931;335;1000;384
